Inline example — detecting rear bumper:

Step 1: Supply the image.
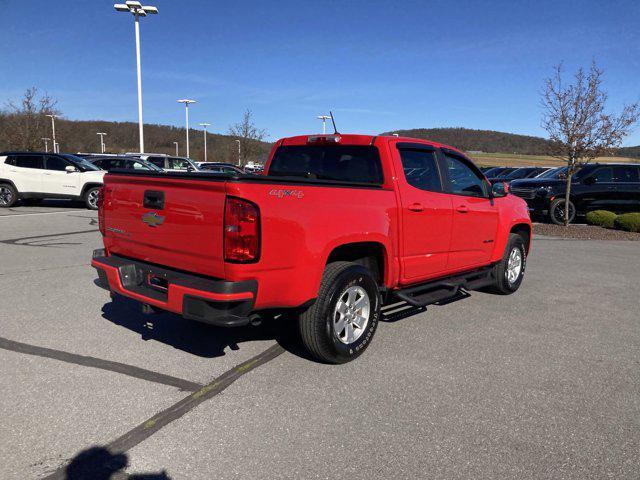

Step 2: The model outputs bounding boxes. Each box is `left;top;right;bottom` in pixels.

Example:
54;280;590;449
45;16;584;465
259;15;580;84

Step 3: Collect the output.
91;250;257;327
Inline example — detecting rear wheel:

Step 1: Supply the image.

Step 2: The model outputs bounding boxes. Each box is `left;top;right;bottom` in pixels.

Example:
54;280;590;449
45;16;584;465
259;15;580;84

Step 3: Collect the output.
299;261;381;364
488;233;527;295
549;198;575;225
0;184;17;208
84;186;100;210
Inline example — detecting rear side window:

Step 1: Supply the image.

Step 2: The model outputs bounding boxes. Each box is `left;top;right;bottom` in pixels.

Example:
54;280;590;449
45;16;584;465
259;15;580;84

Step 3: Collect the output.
591;166;613;182
443;153;487;197
269;145;383;184
613;165;640;183
398;149;442;192
147;157;165;168
169;157;190;170
15;155;43;169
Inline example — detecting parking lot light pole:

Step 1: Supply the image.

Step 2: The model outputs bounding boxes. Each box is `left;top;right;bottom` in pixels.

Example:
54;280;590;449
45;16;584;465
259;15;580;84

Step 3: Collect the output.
199;123;210;163
235;139;241;166
41;138;50;153
317;115;330;134
97;132;107;153
173;141;179;156
46;114;57;153
178;99;196;158
114;2;158;154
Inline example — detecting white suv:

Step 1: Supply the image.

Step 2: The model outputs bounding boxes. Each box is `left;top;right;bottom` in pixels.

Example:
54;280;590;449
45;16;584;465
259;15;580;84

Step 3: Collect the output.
0;152;105;210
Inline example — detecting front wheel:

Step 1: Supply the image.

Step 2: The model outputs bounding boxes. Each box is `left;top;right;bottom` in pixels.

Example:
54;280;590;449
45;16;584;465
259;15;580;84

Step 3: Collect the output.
84;186;100;210
488;233;527;295
299;261;381;364
549;198;575;225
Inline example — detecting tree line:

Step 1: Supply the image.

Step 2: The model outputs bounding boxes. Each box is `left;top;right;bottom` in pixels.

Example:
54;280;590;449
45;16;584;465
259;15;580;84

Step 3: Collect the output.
0;88;272;165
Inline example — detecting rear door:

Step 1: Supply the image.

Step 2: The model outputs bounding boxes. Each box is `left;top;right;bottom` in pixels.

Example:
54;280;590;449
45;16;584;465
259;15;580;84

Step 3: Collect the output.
440;150;498;271
394;144;453;283
612;165;640;212
10;154;44;192
42;155;80;195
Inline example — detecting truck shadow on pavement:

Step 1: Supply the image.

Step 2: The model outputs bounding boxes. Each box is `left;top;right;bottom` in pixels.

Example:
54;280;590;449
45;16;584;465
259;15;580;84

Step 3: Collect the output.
52;446;169;479
100;295;310;360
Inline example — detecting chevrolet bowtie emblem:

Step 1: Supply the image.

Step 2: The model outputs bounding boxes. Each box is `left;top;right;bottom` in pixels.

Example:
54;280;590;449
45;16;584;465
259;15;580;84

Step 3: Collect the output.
141;211;165;227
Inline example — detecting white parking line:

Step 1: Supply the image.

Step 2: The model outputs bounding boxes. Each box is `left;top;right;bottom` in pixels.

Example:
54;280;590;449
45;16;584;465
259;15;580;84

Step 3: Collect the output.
0;210;89;218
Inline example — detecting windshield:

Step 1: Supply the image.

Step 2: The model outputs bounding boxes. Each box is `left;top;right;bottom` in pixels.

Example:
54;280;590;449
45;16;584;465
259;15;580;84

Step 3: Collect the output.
536;167;566;179
61;154;101;171
505;168;536;180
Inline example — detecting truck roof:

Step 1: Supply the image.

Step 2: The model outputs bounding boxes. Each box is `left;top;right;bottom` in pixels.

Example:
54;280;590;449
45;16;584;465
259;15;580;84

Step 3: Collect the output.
278;133;464;154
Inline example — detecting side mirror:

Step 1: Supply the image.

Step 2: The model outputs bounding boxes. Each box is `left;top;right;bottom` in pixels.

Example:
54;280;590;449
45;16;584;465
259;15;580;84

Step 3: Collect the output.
492;181;508;198
583;175;596;185
65;165;78;173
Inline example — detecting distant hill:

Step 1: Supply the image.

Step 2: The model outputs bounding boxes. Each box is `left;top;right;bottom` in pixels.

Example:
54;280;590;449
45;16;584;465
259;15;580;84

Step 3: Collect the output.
0;116;272;164
616;145;640;158
381;128;555;155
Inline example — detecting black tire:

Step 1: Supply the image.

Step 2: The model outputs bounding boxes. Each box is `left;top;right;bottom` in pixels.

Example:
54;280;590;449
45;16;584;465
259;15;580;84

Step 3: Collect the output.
488;233;527;295
549;198;575;225
0;183;18;208
84;186;100;210
299;261;381;364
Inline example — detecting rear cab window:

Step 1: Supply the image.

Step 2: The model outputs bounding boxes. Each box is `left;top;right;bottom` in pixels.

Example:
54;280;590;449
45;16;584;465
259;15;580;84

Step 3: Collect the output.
268;145;384;184
397;147;442;192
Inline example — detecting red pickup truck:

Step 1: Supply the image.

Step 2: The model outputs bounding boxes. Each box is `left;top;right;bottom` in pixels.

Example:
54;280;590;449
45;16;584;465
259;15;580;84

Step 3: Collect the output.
92;134;531;363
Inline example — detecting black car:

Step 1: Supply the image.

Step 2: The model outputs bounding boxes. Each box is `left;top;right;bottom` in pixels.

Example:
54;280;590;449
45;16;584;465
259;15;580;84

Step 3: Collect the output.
89;156;163;172
198;162;244;174
488;167;546;184
509;163;640;224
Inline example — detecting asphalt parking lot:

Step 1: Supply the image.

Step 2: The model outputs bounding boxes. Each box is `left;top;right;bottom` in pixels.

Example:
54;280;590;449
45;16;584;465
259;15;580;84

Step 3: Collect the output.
1;202;639;479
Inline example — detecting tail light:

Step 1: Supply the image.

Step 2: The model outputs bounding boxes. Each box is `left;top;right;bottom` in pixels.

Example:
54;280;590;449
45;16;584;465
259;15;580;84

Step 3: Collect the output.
97;187;105;236
224;197;260;263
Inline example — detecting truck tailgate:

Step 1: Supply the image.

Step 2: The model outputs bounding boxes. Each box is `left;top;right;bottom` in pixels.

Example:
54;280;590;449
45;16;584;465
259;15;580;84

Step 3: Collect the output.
101;174;227;278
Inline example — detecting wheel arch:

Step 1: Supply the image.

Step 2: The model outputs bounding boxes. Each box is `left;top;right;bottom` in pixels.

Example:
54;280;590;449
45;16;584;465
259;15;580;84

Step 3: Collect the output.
325;241;389;286
81;182;103;198
510;223;532;253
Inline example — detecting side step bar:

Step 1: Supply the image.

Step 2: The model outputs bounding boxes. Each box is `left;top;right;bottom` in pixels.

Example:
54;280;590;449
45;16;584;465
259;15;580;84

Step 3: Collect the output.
392;266;495;308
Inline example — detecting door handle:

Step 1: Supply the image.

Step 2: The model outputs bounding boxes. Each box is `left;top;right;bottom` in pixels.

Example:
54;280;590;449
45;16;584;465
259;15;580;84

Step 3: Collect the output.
408;203;424;212
456;205;468;213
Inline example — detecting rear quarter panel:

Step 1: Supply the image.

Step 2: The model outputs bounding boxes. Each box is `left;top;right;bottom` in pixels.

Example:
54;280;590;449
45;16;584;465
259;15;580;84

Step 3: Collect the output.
225;181;399;309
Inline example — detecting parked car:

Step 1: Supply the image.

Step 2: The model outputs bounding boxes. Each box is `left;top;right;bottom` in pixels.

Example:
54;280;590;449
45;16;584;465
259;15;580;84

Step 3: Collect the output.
534;166;567;179
0;152;105;209
509;163;640;224
89;156;164;172
126;154;201;173
489;167;548;184
243;161;265;173
198;162;244;174
92;133;532;363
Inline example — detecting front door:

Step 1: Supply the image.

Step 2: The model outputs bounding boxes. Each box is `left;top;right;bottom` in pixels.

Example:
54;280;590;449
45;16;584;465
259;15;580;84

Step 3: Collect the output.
41;156;80;196
394;144;453;284
440;151;499;271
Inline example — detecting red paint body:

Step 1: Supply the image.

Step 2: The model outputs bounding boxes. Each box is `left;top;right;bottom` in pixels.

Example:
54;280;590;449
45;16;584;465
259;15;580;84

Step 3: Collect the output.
93;134;531;317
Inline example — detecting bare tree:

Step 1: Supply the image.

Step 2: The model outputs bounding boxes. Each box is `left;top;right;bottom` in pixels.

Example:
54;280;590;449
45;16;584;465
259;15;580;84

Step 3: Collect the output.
541;62;639;224
228;109;267;165
2;87;60;151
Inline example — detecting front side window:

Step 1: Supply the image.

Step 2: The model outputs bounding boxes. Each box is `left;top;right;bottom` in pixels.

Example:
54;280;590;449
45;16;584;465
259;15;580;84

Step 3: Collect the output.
443;153;486;197
398;149;442;192
169;157;190;170
269;145;383;184
15;155;43;169
590;167;613;183
45;156;69;171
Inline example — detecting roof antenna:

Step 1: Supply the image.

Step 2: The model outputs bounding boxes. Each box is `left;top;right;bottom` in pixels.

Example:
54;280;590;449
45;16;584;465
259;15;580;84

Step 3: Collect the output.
329;111;339;134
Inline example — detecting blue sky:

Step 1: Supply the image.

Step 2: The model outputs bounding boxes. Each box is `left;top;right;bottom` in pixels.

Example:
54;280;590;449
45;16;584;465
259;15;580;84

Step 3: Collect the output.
1;0;640;144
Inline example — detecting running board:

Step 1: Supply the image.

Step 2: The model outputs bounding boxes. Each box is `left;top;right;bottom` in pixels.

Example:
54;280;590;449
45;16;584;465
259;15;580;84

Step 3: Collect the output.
392;267;494;308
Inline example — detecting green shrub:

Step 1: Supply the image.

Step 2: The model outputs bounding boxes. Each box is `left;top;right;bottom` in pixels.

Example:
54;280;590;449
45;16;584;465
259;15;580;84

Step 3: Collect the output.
614;213;640;233
586;210;618;228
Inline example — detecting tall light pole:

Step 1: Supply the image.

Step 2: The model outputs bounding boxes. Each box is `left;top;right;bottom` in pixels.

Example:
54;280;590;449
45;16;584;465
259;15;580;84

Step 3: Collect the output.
114;1;158;154
235;139;241;166
173;142;179;156
97;132;107;153
317;115;330;134
199;123;210;163
42;138;50;153
46;114;57;153
177;99;196;158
